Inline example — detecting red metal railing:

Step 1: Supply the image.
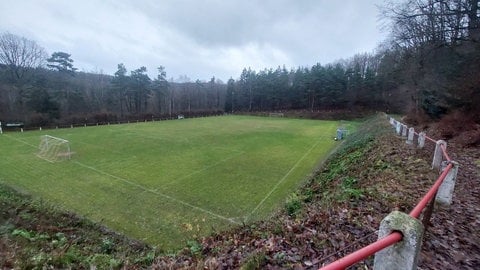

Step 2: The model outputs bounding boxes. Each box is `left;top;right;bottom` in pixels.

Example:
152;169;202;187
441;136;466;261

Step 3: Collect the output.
409;163;452;219
320;117;454;270
425;135;436;143
320;232;402;270
440;144;451;162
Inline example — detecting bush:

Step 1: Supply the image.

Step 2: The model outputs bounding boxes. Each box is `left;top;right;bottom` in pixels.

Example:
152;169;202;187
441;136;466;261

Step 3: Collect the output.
285;193;302;217
438;110;477;139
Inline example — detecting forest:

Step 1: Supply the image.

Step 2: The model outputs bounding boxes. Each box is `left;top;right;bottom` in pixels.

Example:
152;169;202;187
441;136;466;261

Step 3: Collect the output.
0;0;479;130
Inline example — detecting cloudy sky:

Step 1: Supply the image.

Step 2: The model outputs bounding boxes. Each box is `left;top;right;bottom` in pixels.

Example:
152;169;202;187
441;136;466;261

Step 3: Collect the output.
0;0;387;82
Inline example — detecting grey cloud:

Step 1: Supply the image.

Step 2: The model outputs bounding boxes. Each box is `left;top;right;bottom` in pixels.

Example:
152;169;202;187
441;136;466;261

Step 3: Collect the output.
0;0;386;81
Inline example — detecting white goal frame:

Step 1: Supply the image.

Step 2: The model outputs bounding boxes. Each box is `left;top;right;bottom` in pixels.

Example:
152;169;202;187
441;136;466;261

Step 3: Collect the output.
37;135;72;162
269;112;284;117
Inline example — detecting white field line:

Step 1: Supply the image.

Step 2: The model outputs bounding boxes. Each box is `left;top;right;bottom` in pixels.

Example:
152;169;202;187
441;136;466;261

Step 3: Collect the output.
168;150;246;184
74;140;123;155
4;134;67;163
3;134;37;148
3;134;239;224
36;155;55;163
245;139;323;221
123;130;244;154
73;161;240;225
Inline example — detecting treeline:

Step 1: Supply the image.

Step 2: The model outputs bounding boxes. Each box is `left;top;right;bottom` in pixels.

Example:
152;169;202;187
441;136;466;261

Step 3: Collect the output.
227;0;480;124
1;0;479;127
225;54;386;113
0;61;226;126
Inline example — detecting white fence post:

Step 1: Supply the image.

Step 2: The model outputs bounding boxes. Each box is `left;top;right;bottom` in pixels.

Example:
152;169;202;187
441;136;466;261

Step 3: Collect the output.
406;127;414;144
418;132;426;148
396;122;402;135
401;124;408;137
373;211;424;270
432;140;447;170
436;161;459;205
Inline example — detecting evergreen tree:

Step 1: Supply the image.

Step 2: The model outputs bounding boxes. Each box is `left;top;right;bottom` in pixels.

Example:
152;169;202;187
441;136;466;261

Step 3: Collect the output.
47;52;77;75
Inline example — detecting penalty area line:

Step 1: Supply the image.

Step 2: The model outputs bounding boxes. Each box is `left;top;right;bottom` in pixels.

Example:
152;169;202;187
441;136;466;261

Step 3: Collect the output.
170;150;245;184
73;161;240;225
3;134;38;148
245;139;323;221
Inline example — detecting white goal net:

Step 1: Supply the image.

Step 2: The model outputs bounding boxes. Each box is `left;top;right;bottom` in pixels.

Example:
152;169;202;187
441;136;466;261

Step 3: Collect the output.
37;135;72;162
269;112;284;117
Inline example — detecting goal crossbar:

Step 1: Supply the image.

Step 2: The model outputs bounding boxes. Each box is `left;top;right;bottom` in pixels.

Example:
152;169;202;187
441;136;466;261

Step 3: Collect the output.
42;135;69;143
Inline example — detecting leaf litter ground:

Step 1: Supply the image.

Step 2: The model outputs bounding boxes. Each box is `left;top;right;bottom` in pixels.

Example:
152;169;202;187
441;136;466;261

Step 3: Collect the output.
1;115;479;269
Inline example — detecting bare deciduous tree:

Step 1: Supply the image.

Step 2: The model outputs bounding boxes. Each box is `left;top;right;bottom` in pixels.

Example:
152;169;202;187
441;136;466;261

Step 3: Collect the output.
0;32;47;81
381;0;480;48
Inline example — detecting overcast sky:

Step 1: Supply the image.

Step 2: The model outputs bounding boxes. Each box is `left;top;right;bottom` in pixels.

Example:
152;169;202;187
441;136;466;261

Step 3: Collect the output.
0;0;387;82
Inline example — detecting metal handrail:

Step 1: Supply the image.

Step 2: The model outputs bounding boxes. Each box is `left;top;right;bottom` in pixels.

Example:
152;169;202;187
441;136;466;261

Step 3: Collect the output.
320;117;453;269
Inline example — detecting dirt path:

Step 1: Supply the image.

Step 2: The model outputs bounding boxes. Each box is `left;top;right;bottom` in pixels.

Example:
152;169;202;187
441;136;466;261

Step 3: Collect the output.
419;145;480;269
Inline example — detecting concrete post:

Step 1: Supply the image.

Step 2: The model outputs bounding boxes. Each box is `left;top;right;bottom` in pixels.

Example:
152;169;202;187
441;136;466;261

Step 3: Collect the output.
406;127;415;144
436;161;459;205
432;140;447;170
373;211;424;270
390;118;395;126
396;122;402;135
401;124;408;137
418;132;426;148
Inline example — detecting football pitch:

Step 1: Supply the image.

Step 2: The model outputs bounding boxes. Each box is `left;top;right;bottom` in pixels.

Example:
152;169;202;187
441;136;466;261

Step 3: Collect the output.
0;115;348;250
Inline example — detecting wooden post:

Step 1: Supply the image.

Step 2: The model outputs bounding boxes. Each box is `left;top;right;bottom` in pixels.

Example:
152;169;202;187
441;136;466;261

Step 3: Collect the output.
421;192;436;229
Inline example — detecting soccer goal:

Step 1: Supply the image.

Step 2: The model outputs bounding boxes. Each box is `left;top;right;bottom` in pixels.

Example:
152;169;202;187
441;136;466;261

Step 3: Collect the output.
269;112;284;117
37;135;72;162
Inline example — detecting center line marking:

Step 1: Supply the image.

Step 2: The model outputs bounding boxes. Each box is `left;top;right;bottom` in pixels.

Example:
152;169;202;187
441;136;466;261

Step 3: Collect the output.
73;161;240;224
245;139;323;221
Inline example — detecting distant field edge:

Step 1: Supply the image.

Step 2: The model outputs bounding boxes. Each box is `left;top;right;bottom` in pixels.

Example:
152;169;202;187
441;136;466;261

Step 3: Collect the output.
0;115;358;250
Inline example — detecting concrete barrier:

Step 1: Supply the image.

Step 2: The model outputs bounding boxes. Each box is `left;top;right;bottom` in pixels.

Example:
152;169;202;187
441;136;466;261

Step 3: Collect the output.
374;211;424;270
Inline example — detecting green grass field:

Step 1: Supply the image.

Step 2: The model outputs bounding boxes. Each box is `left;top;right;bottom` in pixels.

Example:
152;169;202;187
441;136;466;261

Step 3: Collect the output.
0;115;349;250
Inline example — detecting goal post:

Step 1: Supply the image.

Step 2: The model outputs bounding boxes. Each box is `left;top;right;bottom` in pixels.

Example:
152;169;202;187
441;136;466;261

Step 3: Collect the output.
269;112;284;117
37;135;72;162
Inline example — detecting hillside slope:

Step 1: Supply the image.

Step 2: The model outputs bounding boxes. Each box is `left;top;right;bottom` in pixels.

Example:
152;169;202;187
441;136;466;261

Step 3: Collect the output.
1;115;478;269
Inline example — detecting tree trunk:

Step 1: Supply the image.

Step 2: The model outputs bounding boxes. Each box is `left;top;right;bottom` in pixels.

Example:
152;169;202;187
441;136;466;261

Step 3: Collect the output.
468;0;480;41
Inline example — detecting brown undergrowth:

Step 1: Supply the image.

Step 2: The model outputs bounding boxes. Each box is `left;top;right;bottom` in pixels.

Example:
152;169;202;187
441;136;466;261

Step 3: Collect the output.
1;114;478;269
